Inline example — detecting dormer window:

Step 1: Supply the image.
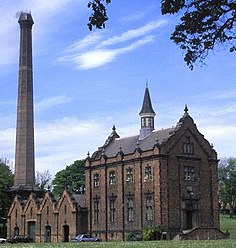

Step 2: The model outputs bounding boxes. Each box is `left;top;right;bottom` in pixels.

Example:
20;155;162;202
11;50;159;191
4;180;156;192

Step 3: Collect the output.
109;171;116;185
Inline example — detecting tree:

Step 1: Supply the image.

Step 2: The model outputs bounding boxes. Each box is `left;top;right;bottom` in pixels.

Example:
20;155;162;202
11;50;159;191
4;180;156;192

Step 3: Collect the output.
35;170;52;191
218;157;236;217
52;159;85;196
87;0;236;69
0;160;14;237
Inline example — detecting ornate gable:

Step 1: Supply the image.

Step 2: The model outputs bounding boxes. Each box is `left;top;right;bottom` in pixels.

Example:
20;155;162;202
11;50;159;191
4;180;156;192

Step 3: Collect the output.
162;111;217;159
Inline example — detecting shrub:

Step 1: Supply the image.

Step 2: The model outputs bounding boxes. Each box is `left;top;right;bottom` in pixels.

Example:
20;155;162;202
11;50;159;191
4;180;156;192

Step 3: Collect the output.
127;230;136;241
142;225;163;241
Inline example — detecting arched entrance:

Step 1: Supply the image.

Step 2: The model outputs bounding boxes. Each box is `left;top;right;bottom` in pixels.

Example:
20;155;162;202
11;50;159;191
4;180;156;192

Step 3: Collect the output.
45;225;51;242
63;225;69;242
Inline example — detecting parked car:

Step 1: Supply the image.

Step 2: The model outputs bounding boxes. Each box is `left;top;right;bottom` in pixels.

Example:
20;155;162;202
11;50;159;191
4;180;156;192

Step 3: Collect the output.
0;238;6;244
71;234;101;242
7;235;33;243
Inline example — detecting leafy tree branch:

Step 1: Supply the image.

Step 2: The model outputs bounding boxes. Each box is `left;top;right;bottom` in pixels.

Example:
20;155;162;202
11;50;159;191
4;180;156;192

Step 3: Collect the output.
87;0;236;69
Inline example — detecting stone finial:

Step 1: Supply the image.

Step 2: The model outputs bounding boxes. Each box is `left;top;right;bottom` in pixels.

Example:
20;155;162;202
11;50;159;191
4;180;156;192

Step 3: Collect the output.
184;104;189;116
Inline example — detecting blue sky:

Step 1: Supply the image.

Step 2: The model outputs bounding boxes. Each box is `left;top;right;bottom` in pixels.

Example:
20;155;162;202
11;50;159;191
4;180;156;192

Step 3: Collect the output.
0;0;236;176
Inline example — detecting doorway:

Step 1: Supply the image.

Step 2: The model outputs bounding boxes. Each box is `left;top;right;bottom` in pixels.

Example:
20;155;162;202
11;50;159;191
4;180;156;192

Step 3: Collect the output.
28;221;36;241
45;225;51;242
63;225;69;242
13;226;19;237
186;211;193;229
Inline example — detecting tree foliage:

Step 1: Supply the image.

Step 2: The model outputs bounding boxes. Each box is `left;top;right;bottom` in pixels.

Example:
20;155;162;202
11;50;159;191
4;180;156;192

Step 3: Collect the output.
87;0;236;69
87;0;111;31
218;157;236;217
52;159;85;196
0;161;14;218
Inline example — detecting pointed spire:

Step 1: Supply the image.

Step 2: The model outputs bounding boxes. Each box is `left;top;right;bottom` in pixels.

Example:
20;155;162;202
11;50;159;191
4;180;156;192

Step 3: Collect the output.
139;84;156;139
139;84;155;115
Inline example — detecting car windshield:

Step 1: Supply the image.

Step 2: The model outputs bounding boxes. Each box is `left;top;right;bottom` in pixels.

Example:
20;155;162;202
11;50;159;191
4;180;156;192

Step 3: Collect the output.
76;235;83;238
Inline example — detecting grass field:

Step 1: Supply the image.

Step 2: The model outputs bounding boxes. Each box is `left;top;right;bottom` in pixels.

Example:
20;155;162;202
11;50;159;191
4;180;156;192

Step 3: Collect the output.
220;214;236;239
1;240;236;248
0;215;235;248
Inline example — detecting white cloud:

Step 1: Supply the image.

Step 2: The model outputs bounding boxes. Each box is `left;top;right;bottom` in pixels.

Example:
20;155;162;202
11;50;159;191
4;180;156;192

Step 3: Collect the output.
1;109;236;178
100;20;167;46
200;124;236;159
74;49;116;69
66;33;103;52
0;127;15;155
74;36;155;69
0;0;84;67
34;117;112;176
36;95;72;112
59;19;167;70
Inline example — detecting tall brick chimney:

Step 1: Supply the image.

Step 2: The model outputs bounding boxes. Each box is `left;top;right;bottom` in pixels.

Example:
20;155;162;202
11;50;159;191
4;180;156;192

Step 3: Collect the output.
11;12;43;199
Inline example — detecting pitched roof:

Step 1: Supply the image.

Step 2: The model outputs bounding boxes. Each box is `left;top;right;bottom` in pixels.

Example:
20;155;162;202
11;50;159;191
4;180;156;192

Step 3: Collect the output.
73;194;86;208
91;126;176;160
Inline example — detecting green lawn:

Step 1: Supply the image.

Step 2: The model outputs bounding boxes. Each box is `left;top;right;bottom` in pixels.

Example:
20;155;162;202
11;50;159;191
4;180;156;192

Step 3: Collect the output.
220;214;236;239
1;240;236;248
0;215;235;248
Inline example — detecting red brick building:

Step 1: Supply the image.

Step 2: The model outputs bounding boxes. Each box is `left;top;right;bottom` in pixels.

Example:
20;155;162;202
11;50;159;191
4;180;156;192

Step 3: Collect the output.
85;85;222;240
7;190;87;242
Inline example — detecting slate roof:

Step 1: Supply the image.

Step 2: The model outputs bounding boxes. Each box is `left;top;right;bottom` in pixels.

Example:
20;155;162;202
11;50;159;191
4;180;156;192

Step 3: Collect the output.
73;194;86;208
139;85;155;115
91;126;176;160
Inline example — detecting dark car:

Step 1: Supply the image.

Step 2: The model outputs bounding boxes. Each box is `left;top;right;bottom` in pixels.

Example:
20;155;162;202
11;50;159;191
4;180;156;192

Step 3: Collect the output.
7;235;33;243
71;234;101;242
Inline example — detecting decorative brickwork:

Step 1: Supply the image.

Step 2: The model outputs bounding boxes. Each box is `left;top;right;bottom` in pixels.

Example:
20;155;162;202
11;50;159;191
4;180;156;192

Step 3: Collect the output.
86;91;221;241
7;190;87;242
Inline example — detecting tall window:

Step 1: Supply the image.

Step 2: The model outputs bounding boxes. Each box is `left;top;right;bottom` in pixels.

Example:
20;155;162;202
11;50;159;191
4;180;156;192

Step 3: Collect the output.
126;167;134;183
183;136;194;155
94;173;100;187
127;197;134;222
30;207;33;218
109;171;116;185
109;196;116;222
144;165;153;181
94;197;100;224
184;167;196;181
64;205;67;215
146;195;153;221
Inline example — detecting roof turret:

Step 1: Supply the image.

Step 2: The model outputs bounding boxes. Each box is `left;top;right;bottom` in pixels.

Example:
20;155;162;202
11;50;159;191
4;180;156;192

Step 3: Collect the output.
139;84;155;115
